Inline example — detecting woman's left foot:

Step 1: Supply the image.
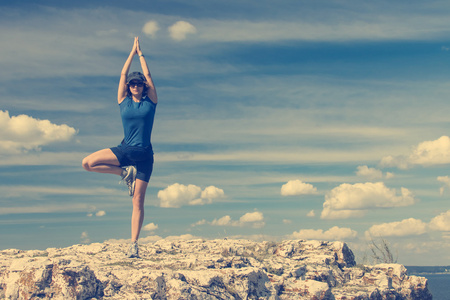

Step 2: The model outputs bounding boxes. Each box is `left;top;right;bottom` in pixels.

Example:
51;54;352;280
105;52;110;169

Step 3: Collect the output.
127;241;139;258
121;166;137;196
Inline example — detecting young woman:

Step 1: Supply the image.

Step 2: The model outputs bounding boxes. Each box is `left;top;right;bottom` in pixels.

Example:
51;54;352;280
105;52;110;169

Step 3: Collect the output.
82;37;158;258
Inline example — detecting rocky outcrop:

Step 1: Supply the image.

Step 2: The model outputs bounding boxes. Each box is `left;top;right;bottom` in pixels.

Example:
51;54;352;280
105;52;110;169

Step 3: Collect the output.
0;239;431;299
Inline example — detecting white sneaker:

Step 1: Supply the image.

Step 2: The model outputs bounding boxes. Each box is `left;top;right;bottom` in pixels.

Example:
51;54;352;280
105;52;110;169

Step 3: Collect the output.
127;241;139;258
121;166;137;196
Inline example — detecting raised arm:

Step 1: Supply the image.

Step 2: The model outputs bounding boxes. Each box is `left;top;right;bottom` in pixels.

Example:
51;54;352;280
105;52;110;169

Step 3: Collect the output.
118;38;138;104
136;37;158;103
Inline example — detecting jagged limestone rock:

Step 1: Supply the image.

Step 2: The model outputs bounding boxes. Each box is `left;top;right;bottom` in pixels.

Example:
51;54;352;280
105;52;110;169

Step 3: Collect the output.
0;239;432;299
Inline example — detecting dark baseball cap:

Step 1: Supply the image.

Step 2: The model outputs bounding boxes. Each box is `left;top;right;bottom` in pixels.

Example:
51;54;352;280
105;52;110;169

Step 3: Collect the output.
127;72;146;83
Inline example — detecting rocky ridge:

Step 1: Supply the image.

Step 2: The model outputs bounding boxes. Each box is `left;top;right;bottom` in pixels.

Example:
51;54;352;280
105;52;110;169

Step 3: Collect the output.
0;239;431;299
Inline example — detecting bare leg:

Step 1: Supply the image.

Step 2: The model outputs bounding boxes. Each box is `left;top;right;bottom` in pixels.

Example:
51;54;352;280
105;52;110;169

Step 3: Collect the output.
131;179;148;242
82;149;123;176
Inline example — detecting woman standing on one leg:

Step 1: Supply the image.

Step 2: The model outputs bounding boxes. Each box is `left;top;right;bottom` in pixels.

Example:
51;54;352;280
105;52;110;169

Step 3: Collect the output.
82;37;158;258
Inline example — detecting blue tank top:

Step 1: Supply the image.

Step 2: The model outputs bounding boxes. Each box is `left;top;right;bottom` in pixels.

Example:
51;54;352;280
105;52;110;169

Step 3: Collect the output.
119;96;157;148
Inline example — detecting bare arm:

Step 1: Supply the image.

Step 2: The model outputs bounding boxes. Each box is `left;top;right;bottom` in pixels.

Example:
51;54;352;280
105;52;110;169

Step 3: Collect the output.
118;38;138;104
136;37;158;103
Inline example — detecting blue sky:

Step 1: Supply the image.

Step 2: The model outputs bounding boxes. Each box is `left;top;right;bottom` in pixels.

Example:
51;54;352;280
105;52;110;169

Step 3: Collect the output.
1;0;450;265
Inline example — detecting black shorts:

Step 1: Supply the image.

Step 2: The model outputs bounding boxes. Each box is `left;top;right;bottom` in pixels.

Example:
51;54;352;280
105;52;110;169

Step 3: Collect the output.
110;143;154;182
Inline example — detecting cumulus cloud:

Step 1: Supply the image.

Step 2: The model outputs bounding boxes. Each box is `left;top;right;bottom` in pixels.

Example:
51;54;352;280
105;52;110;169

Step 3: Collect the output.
385;172;395;179
169;21;197;41
321;182;416;219
291;226;357;241
143;222;158;232
240;211;264;223
80;232;90;244
365;218;428;238
195;211;265;229
142;20;160;37
157;183;224;208
201;185;225;201
211;215;233;226
356;165;382;179
95;210;106;217
281;179;317;196
380;136;450;169
0;110;77;154
437;176;450;195
306;210;315;217
429;210;450;231
192;219;207;227
364;211;450;241
356;165;394;180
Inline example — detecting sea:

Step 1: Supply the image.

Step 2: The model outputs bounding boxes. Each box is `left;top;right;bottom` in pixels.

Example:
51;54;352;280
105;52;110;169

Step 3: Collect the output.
413;273;450;300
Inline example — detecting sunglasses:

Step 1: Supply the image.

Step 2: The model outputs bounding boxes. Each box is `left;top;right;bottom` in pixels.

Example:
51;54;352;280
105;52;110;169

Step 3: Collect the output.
129;81;144;87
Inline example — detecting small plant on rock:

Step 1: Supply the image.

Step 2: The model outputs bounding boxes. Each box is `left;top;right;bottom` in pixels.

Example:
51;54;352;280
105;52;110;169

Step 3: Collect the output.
358;236;398;265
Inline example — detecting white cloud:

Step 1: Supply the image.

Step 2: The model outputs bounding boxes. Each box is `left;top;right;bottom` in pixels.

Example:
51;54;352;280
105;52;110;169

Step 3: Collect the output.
429;210;450;231
283;219;292;224
321;182;416;220
291;226;357;241
410;136;450;165
365;218;428;237
80;232;90;244
169;21;197;41
158;183;201;208
437;176;450;195
95;210;106;217
142;20;160;37
192;219;207;227
380;136;450;169
356;165;383;180
306;210;315;217
240;211;264;223
143;222;158;232
201;186;225;201
0;110;77;154
281;179;317;196
211;215;232;226
364;211;450;240
157;183;224;208
380;155;409;170
198;211;265;229
356;165;394;180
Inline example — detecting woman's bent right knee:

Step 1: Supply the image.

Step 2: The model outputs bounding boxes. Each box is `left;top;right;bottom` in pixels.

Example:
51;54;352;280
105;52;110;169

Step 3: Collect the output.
82;157;92;172
81;149;121;173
